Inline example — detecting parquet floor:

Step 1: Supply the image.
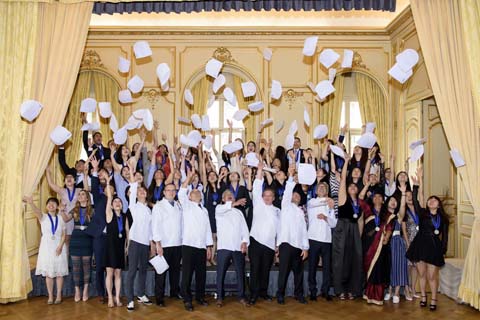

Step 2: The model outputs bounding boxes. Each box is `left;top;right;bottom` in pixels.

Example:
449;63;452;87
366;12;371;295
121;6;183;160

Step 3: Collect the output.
1;294;477;320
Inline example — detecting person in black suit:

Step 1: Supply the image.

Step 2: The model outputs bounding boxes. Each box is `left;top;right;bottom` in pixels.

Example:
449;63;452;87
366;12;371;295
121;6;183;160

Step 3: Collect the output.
58;145;85;189
83;130;111;165
286;137;305;166
85;156;112;302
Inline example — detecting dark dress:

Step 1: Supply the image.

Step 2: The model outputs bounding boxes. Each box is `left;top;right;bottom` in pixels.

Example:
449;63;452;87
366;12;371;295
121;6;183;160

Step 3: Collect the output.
104;212;127;269
332;198;365;296
69;207;93;256
406;186;448;267
204;185;220;234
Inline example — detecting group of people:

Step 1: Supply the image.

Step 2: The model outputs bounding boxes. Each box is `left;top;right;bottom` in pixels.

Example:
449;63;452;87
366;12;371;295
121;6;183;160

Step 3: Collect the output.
24;118;449;312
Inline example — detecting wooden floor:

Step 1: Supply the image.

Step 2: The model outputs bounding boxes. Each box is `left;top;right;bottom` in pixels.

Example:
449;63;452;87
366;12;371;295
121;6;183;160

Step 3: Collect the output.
1;294;477;320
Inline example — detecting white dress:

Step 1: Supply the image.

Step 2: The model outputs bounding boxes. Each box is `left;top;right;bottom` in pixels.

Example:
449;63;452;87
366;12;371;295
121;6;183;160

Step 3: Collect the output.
35;213;69;278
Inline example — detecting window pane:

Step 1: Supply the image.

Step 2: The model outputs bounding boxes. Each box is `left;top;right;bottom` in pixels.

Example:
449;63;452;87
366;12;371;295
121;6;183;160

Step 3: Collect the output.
350;101;362;128
223;101;244;129
207;101;220;128
340;101;346;128
350;134;361;153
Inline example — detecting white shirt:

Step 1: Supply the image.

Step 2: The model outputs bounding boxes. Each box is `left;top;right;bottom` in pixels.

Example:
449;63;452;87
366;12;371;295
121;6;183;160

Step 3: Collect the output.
215;202;250;251
178;187;213;249
128;182;152;246
152;198;182;248
250;178;280;250
385;181;396;197
307;197;337;243
277;179;309;250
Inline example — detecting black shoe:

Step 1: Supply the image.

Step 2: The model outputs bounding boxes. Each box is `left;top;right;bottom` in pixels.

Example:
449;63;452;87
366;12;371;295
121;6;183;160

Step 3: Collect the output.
277;296;285;305
429;299;437;311
184;302;194;312
196;299;209;306
309;293;317;301
261;294;273;301
137;296;153;305
249;297;257;305
297;296;307;304
156;301;165;307
420;295;427;307
326;295;333;301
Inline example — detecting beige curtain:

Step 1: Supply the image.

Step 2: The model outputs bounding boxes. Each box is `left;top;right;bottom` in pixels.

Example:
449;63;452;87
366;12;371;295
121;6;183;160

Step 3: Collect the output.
233;75;256;142
92;71;124;143
411;0;480;309
356;72;388;154
22;1;92;196
0;1;38;304
190;77;210;119
319;74;344;139
63;71;92;164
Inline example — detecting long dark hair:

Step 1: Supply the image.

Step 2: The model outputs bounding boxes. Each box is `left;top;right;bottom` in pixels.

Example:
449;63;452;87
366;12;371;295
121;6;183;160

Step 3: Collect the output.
379;196;399;224
274;145;288;173
147;168;165;202
426;195;450;224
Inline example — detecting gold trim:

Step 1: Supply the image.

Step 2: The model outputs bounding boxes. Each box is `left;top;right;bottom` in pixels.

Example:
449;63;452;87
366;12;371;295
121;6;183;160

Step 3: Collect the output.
143;89;161;109
80;49;105;69
213;47;235;63
284;89;304;109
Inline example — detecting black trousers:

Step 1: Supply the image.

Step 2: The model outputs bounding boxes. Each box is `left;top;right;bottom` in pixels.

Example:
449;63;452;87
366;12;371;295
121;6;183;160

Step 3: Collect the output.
154;246;182;303
181;245;207;303
93;234;106;297
308;240;332;296
277;243;304;298
248;237;274;299
216;250;246;299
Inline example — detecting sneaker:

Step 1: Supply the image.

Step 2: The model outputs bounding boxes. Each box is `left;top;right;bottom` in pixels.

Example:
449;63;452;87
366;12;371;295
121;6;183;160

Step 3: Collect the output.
392;296;400;304
137;295;153;305
127;301;135;311
384;293;391;301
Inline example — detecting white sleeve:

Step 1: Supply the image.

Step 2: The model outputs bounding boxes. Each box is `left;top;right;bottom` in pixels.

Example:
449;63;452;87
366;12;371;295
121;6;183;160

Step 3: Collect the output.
327;208;338;228
239;211;250;245
215;202;232;216
281;178;295;209
152;205;162;242
252;178;264;205
178;187;189;206
129;182;138;210
205;215;213;247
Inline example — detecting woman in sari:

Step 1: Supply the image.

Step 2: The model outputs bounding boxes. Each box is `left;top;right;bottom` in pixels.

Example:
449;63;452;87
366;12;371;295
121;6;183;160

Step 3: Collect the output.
361;191;399;305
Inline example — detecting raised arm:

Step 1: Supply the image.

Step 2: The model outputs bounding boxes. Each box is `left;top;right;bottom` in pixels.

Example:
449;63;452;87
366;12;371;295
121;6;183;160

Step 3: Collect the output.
281;166;296;208
363;147;376;186
105;175;114;223
398;184;407;221
45;165;63;194
416;166;425;207
133;129;146;163
358;182;370;200
58;146;71;175
253;162;265;204
23;196;43;221
338;152;350;206
110;146;123;173
226;119;233;144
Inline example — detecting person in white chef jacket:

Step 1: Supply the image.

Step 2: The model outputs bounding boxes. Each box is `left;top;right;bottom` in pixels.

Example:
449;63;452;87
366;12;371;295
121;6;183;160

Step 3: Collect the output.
215;190;250;307
306;182;336;302
248;162;281;305
178;168;213;312
276;166;309;305
151;183;183;307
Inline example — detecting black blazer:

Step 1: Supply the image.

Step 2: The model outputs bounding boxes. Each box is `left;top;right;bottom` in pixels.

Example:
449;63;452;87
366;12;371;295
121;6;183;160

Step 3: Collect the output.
286;148;305;165
85;175;107;238
219;183;251;215
83;131;111;162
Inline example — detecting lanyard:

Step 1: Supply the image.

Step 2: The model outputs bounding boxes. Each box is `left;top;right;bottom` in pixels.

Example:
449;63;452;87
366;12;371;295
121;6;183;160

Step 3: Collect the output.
47;213;59;236
373;209;380;228
79;207;86;225
407;208;419;225
351;200;360;216
66;187;75;203
117;214;124;235
212;192;219;202
230;184;240;199
154;183;164;201
431;214;441;231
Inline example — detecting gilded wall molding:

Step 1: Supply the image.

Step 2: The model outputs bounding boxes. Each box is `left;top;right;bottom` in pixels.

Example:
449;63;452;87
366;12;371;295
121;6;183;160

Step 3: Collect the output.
144;89;161;108
284;89;304;109
80;49;105;70
212;47;236;63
